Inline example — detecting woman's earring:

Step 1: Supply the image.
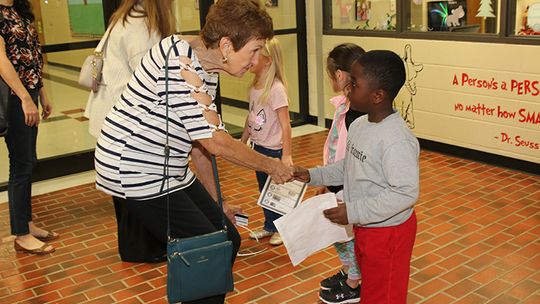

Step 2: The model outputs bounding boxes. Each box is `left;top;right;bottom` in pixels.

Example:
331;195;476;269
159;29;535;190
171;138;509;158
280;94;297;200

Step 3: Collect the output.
221;57;228;64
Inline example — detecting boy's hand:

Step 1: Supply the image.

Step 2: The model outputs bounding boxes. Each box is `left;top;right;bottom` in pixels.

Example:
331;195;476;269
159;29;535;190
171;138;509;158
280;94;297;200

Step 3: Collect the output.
292;166;310;183
323;203;348;225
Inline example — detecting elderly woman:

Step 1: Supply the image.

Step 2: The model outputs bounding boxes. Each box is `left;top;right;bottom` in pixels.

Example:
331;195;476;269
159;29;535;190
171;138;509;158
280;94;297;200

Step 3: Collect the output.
94;1;290;303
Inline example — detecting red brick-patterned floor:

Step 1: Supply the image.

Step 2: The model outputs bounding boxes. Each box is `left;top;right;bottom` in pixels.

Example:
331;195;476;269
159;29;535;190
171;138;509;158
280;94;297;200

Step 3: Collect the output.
0;130;539;304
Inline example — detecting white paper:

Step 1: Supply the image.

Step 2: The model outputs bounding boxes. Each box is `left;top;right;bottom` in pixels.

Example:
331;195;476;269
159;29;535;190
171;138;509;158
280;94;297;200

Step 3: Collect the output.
274;193;352;266
257;177;307;216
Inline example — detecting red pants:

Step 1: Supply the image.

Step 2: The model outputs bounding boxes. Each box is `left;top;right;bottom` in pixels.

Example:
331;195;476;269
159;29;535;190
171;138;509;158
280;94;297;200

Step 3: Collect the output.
354;212;417;304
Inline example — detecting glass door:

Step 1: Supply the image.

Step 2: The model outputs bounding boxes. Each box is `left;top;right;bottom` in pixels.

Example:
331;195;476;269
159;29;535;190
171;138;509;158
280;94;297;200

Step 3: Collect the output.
0;0;119;189
0;0;309;189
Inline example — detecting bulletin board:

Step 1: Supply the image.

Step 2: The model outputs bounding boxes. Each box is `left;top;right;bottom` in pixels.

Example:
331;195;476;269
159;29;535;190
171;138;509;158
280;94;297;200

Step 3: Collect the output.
67;0;105;36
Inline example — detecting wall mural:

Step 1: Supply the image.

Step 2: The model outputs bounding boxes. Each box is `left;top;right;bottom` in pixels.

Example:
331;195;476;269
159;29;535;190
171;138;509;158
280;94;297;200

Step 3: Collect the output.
397;44;424;129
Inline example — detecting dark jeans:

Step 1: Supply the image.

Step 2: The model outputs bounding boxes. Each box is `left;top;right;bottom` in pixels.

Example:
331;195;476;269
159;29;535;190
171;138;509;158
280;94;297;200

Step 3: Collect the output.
253;144;282;233
5;89;39;236
120;179;241;304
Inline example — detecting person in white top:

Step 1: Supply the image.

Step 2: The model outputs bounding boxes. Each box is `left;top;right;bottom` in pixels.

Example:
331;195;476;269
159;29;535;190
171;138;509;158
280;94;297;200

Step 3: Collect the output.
83;0;176;263
84;0;175;137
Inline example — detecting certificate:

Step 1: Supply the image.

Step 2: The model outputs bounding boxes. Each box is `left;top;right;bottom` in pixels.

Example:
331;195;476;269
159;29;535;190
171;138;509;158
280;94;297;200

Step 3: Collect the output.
256;177;307;216
274;193;351;266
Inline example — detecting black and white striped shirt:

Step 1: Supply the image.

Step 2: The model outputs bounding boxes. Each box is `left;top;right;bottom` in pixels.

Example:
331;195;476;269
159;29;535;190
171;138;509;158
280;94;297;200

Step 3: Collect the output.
95;36;218;200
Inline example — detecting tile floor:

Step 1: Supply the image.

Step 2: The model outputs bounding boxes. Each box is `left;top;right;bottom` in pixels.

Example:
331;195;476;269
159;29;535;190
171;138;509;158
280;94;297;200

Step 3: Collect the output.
0;130;539;304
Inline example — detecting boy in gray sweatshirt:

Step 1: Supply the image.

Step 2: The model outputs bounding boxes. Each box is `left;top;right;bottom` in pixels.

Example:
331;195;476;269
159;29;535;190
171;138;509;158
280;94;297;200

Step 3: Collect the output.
294;50;419;304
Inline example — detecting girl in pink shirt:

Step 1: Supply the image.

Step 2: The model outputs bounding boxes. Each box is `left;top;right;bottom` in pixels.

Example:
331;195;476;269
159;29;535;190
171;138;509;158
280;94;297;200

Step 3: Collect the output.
240;38;292;246
318;43;366;304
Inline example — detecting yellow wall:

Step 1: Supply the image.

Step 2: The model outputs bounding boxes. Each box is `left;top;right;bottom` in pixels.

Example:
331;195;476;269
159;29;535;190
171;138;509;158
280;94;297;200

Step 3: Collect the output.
320;36;540;163
265;0;297;30
173;0;296;31
175;0;201;33
219;2;301;114
220;34;300;113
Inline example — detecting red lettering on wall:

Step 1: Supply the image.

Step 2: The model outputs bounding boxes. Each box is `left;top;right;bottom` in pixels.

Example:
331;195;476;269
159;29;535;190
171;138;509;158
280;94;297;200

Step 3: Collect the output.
452;103;539;126
510;80;540;96
453;73;539;96
518;109;540;125
495;132;539;150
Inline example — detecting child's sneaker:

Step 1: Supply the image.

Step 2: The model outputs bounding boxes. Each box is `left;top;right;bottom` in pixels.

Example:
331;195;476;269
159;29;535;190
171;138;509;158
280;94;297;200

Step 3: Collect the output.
320;269;347;290
319;281;360;304
248;229;273;240
269;233;283;245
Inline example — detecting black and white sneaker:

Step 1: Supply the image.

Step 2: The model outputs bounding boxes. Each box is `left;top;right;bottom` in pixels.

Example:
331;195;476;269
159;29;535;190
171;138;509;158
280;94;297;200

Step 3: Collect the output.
319;281;360;304
320;269;347;290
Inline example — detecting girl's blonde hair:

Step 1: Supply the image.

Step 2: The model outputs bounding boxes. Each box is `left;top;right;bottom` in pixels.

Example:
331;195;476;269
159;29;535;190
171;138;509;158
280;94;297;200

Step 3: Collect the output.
109;0;175;38
253;38;289;106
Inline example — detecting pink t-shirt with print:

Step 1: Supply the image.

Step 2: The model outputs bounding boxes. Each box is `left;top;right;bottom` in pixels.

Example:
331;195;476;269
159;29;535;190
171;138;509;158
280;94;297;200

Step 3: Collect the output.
247;80;289;150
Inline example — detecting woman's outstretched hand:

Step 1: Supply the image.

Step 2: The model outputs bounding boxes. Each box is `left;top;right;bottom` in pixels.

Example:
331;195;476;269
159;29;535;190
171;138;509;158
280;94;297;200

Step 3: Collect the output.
269;158;293;184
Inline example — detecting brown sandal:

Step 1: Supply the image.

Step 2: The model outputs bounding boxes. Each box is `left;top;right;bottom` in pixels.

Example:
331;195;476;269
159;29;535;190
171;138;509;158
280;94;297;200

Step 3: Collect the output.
14;240;56;255
34;231;59;242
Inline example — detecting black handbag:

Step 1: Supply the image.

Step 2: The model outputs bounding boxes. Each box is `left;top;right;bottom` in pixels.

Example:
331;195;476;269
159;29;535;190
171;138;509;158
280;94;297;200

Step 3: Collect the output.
162;41;233;303
0;78;10;137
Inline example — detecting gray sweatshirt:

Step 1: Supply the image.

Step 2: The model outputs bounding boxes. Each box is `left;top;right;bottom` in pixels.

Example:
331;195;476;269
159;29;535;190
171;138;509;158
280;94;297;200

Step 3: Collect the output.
309;112;419;227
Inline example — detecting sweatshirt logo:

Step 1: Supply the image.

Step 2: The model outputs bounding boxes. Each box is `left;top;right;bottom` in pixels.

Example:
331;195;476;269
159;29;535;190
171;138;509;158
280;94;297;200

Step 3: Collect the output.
347;140;367;162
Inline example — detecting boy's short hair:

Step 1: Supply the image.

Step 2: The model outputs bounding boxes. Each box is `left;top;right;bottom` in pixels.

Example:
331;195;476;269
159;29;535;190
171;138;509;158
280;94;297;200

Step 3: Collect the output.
354;50;405;101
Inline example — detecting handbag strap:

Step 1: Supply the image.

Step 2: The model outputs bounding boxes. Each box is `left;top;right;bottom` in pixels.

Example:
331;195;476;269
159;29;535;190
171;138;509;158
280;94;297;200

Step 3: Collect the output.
211;155;227;230
162;39;227;239
94;25;113;55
